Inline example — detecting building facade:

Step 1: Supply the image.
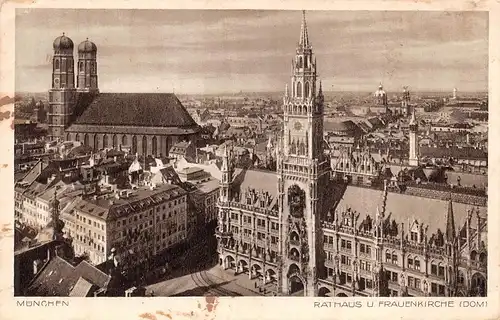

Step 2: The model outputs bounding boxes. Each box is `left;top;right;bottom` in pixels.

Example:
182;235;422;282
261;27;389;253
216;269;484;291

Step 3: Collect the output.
61;184;188;267
215;11;487;297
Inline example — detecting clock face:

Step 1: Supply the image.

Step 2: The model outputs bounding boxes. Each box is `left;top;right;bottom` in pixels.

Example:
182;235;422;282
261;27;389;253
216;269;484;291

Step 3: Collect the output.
294;121;302;131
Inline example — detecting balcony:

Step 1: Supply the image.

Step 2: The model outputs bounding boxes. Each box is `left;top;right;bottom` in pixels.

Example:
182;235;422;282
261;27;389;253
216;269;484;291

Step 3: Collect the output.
324;243;334;250
325;259;335;268
340;247;352;254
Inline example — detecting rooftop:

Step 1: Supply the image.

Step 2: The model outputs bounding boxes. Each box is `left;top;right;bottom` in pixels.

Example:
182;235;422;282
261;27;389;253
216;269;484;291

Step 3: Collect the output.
71;93;198;128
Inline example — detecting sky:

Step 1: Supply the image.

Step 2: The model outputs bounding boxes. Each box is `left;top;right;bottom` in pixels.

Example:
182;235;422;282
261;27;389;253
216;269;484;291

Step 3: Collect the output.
15;9;489;94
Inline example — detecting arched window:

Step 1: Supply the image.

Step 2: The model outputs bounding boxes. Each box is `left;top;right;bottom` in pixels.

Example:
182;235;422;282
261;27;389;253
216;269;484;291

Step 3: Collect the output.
142;136;147;155
93;135;99;151
122;135;128;146
79;61;84;72
152;136;158;156
84;134;89;146
298;56;303;68
479;252;487;265
75;134;80;142
55;59;60;70
296;82;302;98
112;134;117;148
458;271;465;285
102;134;108;148
470;251;477;261
132;136;137;154
305;82;310;97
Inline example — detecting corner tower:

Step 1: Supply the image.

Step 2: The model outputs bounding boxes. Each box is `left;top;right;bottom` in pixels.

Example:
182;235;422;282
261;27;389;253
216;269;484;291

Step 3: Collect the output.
48;33;76;141
278;11;329;296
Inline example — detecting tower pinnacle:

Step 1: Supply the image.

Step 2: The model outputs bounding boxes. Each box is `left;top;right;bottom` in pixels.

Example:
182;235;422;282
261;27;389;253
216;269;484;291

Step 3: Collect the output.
445;196;456;242
299;10;310;49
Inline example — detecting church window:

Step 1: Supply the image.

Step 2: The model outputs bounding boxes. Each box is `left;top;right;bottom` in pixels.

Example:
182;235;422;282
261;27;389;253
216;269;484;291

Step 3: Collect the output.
296;82;302;98
79;61;84;72
152;136;158;156
94;135;99;151
84;134;89;146
142;136;148;155
112;134;117;148
103;134;108;148
122;135;128;146
298;56;303;68
55;59;60;70
132;136;137;154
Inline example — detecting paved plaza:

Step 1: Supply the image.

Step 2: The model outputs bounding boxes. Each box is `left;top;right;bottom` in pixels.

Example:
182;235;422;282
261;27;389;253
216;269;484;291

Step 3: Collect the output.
145;265;278;297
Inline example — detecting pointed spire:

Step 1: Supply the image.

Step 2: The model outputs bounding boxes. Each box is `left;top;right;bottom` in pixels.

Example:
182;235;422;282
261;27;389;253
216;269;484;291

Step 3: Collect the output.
446;195;456;242
299;10;310;49
319;80;323;94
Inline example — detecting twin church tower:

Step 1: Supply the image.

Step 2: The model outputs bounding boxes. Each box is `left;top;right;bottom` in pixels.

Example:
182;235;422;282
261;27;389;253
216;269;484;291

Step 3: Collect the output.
48;34;99;140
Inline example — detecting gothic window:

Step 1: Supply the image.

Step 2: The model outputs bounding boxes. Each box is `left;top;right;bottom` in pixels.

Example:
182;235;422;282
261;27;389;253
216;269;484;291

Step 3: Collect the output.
55;59;60;70
132;136;137;154
431;262;437;275
93;135;99;151
75;134;80;142
414;257;420;270
296;82;302;98
122;135;128;146
298;56;303;68
112;134;117;148
479;252;486;265
470;250;477;261
152;136;158;156
142;136;148;155
84;134;89;146
79;61;84;72
305;82;310;97
458;271;465;285
103;134;108;148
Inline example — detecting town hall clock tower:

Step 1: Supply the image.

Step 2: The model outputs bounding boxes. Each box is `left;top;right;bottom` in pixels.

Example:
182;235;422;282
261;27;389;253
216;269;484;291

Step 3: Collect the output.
277;11;330;296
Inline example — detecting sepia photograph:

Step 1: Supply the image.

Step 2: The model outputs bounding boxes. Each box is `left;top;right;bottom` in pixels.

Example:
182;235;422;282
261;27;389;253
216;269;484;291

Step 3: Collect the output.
10;8;490;300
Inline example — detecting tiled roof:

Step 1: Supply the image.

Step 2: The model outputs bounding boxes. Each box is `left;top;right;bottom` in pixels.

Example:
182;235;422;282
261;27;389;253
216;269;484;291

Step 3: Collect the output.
26;256;111;296
69;277;94;297
333;185;486;234
232;169;278;198
72;93;198;128
420;146;487;160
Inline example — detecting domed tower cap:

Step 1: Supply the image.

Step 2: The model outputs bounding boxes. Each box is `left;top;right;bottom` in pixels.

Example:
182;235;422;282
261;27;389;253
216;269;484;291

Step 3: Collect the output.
78;38;97;53
53;32;74;51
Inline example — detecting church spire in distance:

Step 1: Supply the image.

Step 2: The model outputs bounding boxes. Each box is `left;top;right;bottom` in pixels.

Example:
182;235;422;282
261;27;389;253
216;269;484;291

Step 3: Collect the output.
299;10;310;49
